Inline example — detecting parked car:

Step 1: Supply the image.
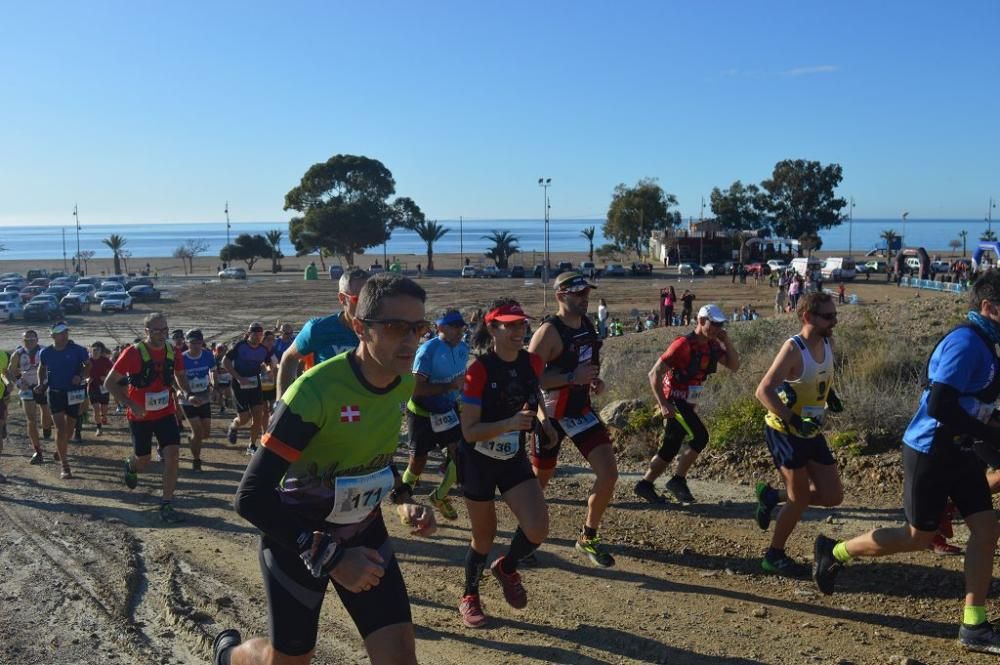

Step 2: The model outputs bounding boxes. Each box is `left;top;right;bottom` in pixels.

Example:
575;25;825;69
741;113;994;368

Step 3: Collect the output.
460;266;478;278
532;264;546;278
630;262;653;276
603;263;626;277
930;260;951;274
44;285;71;300
0;272;23;281
125;277;154;290
702;262;725;275
509;265;525;278
218;267;247;280
26;269;49;281
821;257;857;281
69;284;98;302
905;256;923;272
3;284;22;294
677;262;705;276
60;293;91;314
555;261;574;275
745;262;771;276
29;277;50;288
128;285;162;302
50;276;76;287
864;259;889;273
48;271;67;279
23;296;62;321
75;277;101;287
0;295;24;321
579;261;596;274
19;286;43;303
105;274;128;284
95;283;127;300
100;292;134;312
790;257;823;280
766;259;788;272
481;266;502;278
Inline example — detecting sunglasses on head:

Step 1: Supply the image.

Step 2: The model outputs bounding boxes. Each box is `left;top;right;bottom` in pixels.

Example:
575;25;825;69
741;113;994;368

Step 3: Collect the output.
363;318;430;338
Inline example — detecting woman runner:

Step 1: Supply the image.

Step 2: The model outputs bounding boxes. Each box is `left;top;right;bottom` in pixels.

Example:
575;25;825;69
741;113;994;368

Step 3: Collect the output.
457;298;554;628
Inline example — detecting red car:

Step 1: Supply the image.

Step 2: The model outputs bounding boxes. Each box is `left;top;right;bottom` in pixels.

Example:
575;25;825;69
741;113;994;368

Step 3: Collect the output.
745;262;771;276
19;286;43;303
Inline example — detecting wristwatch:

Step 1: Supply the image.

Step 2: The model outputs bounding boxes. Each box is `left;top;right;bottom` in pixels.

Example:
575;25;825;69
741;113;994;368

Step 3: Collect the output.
566;370;575;385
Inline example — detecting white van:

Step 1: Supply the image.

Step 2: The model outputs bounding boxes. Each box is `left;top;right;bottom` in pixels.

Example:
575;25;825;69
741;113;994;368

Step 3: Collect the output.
822;257;856;281
790;257;823;281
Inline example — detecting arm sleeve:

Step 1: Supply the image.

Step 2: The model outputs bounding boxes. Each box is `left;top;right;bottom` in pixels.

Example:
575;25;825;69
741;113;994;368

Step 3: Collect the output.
461;360;487;405
927;383;997;442
234;447;310;551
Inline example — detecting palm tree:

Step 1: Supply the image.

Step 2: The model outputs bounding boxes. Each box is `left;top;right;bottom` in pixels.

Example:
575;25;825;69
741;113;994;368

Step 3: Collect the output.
982;229;997;242
581;226;596;262
880;229;899;261
102;234;127;275
959;229;969;257
265;229;283;273
413;220;448;272
482;230;520;269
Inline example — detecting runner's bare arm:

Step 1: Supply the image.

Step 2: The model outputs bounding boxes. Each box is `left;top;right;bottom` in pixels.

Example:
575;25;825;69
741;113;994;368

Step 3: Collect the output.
276;342;303;399
175;369;191;396
528;322;598;389
104;369;142;414
755;340;800;420
647;357;674;416
221;355;242;384
37;361;47;389
717;329;741;372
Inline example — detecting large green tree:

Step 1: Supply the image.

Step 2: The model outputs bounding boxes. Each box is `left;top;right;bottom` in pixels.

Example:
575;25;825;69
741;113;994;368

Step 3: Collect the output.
284;154;421;266
220;233;271;271
413;219;448;272
483;230;520;269
603;178;681;257
760;160;846;252
710;180;767;261
102;234;127;275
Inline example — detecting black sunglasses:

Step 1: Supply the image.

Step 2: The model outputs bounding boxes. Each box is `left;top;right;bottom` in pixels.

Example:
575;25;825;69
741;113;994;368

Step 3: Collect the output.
363;318;431;337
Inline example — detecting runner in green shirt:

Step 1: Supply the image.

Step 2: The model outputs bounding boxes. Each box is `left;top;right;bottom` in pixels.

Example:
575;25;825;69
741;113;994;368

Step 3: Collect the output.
214;273;436;665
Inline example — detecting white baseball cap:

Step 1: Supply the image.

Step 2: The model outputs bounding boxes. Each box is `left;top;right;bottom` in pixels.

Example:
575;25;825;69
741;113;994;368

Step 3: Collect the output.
697;304;727;323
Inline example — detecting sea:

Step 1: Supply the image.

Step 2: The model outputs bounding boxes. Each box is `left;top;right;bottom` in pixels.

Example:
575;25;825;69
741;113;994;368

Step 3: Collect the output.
0;218;988;260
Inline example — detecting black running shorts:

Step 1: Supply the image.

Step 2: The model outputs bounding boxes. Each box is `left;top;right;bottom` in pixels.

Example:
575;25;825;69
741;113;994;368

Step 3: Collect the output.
903;443;992;532
232;383;263;413
258;511;411;656
764;425;835;470
181;402;212;420
129;415;181;457
406;410;462;457
456;440;537;502
47;388;83;419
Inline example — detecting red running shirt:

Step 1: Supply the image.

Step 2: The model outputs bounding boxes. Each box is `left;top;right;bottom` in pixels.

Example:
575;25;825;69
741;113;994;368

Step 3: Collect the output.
111;345;185;422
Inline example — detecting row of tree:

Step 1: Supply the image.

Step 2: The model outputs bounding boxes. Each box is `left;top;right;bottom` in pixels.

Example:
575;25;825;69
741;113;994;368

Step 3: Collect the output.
603;159;847;258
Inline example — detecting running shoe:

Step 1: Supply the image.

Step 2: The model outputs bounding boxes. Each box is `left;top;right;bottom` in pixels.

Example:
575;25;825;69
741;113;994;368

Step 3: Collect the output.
246;443;257;456
634;479;667;505
576;535;616;568
761;553;809;578
490;557;527;609
213;628;242;665
459;594;487;628
959;621;1000;655
60;468;73;480
665;476;696;504
754;481;778;531
929;534;962;555
227;424;238;445
43;428;52;440
812;534;843;595
95;425;103;437
123;458;138;489
159;503;181;524
53;451;60;461
430;493;458;520
192;458;203;472
29;451;43;465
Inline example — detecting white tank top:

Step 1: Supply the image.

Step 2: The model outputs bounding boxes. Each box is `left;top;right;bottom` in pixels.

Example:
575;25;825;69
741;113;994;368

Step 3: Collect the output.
14;345;44;386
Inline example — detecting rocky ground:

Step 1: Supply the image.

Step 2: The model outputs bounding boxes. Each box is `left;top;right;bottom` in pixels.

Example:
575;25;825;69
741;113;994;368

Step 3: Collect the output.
0;270;990;664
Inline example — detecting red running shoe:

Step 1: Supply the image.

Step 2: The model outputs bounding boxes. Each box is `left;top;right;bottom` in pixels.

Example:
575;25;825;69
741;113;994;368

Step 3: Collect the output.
459;594;487;628
490;556;527;609
929;534;962;555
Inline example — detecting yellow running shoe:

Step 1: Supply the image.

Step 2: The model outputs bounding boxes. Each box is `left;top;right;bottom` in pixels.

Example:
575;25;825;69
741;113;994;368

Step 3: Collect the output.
431;493;458;520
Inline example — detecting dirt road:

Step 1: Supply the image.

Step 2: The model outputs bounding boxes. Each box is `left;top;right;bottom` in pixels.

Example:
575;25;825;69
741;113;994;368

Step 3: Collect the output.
0;271;985;664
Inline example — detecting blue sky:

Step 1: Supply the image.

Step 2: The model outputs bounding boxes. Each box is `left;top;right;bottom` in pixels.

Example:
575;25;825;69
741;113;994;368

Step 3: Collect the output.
1;1;998;226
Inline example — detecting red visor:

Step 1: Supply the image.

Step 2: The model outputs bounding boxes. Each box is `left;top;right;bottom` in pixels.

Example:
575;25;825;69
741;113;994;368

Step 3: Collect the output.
484;303;532;324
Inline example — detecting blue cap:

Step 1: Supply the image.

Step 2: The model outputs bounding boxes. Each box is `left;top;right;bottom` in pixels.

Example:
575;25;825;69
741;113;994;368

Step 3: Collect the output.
436;310;466;327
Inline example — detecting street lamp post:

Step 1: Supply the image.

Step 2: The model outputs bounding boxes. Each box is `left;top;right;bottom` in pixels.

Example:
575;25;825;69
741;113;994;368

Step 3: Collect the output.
901;211;909;249
459;215;464;268
848;196;856;258
538;177;551;310
62;228;68;273
73;204;81;274
988;196;996;237
225;201;231;247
